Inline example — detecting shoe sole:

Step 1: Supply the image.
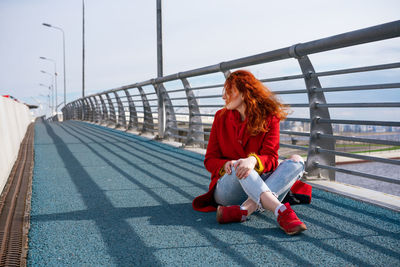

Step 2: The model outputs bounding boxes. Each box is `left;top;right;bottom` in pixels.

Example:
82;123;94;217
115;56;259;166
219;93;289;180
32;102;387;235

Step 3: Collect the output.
280;223;307;235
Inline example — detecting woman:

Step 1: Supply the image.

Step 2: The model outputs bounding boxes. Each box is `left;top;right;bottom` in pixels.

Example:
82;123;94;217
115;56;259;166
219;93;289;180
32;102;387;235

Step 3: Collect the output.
192;70;307;235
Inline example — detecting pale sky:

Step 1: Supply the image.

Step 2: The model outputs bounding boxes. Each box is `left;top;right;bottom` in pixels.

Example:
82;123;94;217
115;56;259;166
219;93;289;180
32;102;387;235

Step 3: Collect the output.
0;0;399;120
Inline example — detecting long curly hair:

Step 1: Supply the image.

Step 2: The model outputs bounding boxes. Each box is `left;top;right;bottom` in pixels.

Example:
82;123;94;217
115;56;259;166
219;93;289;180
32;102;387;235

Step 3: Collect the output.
224;70;288;135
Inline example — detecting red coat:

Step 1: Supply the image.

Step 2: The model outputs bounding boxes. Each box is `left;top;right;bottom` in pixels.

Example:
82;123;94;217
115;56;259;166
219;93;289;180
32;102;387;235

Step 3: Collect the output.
192;109;280;212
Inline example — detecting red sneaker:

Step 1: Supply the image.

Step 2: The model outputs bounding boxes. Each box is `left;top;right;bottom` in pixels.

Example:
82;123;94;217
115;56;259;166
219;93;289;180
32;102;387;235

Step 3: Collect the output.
216;205;248;224
277;203;307;235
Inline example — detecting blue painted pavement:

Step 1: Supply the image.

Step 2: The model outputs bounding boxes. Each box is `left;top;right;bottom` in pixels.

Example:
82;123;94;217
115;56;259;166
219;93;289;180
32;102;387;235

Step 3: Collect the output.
28;120;400;266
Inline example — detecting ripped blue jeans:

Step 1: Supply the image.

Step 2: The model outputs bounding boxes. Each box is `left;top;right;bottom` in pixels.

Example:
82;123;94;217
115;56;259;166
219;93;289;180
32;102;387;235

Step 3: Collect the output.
214;159;305;207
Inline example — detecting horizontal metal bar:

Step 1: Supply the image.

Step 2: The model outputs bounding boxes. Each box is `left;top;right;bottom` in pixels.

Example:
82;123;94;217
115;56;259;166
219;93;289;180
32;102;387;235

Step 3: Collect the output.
287;104;309;108
314;163;400;185
260;74;305;83
143;121;156;126
167;119;189;124
194;95;222;99
127;93;142;98
317;102;400;108
279;143;309;151
294;20;400;57
168;133;188;139
174;112;189;116
164;88;186;94
197;104;223;108
317;147;400;165
273;89;307;95
135;105;158;108
314;83;400;93
165;105;188;108
131;92;157;96
169;96;188;100
192;122;212;127
193;130;210;135
169;127;190;132
285;117;311;123
192;139;209;145
318;118;400;127
313;62;400;77
318;133;400;146
190;83;224;90
280;130;310;137
191;113;216;117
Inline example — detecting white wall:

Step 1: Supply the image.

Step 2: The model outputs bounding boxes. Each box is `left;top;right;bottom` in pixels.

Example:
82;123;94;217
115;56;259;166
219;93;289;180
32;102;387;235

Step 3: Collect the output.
0;97;33;194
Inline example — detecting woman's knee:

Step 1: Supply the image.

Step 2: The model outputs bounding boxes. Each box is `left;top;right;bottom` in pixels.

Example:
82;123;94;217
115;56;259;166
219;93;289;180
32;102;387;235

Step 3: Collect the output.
282;155;305;173
288;154;304;163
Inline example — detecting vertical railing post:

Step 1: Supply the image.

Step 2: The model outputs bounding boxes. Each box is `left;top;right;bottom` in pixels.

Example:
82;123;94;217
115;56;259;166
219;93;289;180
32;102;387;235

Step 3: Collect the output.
154;81;165;139
88;97;95;122
180;77;203;146
98;94;108;125
137;86;154;133
91;96;100;123
77;100;83;121
71;102;76;120
61;106;66;120
105;93;116;126
124;89;138;131
65;104;70;120
153;82;176;139
113;91;126;128
76;100;81;120
84;98;91;121
74;101;79;120
292;48;335;180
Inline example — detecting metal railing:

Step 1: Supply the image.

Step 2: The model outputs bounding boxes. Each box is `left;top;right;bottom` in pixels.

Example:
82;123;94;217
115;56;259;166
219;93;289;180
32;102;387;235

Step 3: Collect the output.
62;20;400;185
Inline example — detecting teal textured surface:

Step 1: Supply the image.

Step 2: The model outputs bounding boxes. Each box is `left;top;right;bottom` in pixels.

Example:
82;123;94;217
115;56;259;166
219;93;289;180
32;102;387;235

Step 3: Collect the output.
28;120;400;266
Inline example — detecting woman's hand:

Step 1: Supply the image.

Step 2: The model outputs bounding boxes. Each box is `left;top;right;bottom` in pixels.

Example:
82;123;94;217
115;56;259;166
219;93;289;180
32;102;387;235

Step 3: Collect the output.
234;156;257;179
223;160;236;175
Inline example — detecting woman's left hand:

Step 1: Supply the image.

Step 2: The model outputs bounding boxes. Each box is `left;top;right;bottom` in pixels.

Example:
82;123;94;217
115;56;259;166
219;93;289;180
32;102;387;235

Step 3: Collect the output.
234;156;257;179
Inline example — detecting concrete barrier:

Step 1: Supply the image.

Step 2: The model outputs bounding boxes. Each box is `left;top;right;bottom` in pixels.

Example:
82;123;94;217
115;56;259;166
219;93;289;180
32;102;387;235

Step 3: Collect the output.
0;97;33;194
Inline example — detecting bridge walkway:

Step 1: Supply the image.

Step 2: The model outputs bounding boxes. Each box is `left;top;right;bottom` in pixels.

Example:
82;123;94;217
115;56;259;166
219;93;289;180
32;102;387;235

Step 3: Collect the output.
29;120;400;266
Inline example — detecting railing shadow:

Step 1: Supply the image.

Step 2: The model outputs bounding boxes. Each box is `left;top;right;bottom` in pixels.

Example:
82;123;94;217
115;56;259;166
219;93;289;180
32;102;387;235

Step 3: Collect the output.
30;120;400;266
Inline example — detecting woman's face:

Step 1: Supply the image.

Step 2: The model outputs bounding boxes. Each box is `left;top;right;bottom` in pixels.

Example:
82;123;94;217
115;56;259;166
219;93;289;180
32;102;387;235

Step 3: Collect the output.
222;86;244;111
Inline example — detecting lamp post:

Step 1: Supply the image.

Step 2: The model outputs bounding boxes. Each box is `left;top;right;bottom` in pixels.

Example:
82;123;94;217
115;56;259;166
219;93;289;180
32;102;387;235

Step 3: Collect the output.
39;83;53;116
82;0;85;98
39;57;58;112
157;0;163;78
42;23;67;108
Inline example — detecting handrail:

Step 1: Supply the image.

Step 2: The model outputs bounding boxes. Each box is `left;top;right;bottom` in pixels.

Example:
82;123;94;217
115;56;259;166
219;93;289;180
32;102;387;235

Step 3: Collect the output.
62;20;400;189
79;20;400;99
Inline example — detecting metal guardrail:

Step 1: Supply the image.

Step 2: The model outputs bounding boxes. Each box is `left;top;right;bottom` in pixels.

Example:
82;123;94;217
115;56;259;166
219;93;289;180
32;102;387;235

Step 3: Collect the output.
62;20;400;185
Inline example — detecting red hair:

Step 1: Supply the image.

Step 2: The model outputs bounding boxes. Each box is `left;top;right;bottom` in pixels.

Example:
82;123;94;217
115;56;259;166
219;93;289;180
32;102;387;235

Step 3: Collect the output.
224;70;288;136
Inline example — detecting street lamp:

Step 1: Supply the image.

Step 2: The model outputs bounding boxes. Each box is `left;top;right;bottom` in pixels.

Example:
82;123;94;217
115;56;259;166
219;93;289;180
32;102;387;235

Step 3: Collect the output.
39;57;58;112
42;22;67;108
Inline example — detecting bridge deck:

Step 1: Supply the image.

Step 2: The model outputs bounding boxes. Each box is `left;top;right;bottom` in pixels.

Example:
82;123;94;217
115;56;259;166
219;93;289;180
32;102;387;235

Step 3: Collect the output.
29;120;400;266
